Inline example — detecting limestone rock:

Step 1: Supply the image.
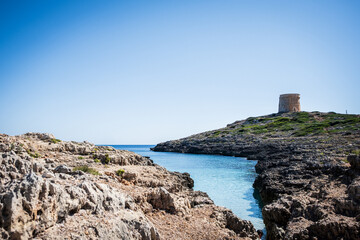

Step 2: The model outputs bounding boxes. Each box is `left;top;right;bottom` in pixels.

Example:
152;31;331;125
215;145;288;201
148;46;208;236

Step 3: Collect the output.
146;187;190;214
22;132;55;141
0;141;160;239
53;165;72;174
262;194;360;239
0;133;259;239
190;191;214;207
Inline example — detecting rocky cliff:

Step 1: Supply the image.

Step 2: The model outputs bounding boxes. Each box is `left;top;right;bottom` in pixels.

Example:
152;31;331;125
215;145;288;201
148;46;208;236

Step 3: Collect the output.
0;132;259;240
152;112;360;239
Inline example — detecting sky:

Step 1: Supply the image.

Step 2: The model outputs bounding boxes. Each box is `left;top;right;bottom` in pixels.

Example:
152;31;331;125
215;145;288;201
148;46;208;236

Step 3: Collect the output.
0;0;359;144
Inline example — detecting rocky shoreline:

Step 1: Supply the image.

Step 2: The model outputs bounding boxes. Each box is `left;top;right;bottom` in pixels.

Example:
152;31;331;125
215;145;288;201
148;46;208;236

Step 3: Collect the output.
0;133;259;239
152;112;360;239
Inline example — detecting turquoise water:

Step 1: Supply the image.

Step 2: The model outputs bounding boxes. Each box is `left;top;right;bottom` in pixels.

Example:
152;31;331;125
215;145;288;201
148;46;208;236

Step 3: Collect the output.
110;145;265;231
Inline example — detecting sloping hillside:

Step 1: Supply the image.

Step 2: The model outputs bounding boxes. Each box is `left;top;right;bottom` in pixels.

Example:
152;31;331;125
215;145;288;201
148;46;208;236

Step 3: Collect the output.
152;112;360;159
152;112;360;239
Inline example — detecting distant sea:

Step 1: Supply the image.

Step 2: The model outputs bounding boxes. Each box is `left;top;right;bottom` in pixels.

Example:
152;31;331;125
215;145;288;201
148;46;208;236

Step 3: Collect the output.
109;145;265;232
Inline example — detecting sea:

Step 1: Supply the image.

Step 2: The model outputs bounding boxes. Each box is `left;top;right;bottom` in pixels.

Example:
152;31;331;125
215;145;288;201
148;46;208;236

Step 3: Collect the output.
109;145;265;233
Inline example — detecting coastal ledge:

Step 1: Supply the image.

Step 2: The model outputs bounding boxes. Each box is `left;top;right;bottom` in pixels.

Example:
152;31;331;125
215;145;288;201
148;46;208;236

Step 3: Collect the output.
152;111;360;239
0;132;259;240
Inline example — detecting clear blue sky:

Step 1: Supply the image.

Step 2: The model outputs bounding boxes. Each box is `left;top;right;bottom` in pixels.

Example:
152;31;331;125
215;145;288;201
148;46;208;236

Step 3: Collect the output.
1;0;359;144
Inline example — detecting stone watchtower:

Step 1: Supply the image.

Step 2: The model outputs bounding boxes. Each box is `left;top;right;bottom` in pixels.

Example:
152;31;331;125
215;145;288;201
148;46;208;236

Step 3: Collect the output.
278;94;301;113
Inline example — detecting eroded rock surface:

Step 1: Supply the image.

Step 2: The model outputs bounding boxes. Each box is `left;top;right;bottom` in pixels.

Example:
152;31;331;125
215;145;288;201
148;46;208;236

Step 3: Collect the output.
0;133;259;239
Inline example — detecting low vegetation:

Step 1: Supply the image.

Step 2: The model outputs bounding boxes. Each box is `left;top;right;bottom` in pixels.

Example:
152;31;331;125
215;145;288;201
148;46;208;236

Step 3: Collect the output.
26;149;41;158
104;154;111;164
351;149;360;155
73;165;100;175
50;138;62;144
115;169;125;177
208;112;360;138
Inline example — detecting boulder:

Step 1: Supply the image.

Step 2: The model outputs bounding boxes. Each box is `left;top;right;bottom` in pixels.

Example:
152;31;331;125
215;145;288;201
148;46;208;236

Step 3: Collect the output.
53;165;72;174
146;187;190;214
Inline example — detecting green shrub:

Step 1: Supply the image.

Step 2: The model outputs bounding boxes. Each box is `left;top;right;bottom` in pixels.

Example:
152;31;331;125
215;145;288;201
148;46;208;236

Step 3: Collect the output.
26;149;41;158
211;130;223;138
270;117;291;124
293;112;311;123
10;143;15;151
78;156;84;160
253;129;268;134
94;158;100;163
104;154;111;164
50;138;62;144
73;165;100;175
293;122;329;136
115;169;125;177
351;149;360;155
236;128;247;133
245;117;257;124
279;125;294;131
